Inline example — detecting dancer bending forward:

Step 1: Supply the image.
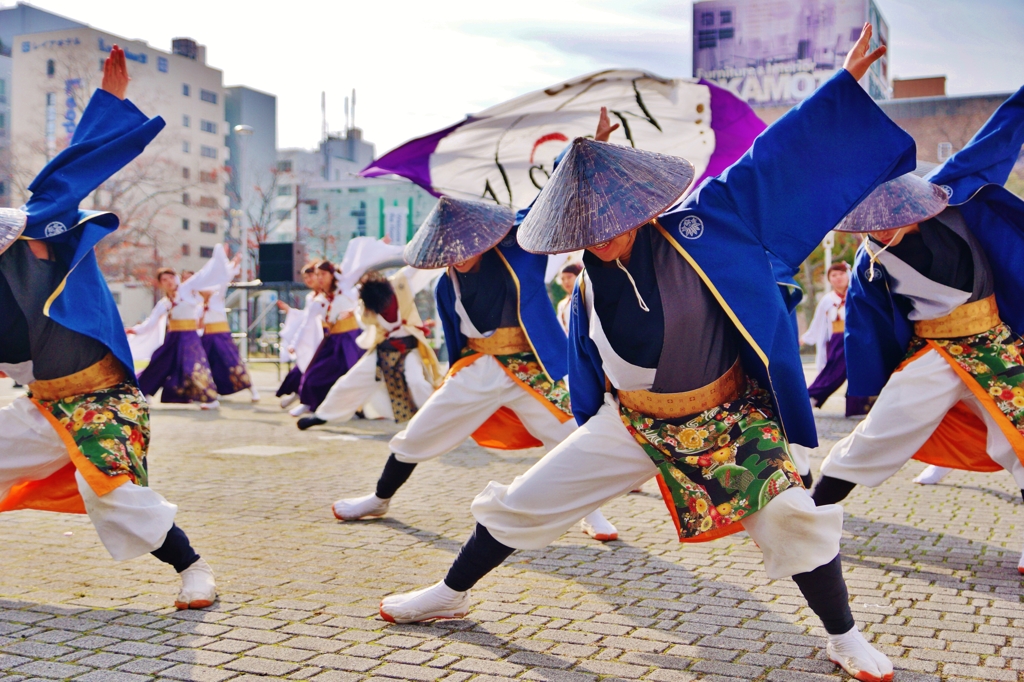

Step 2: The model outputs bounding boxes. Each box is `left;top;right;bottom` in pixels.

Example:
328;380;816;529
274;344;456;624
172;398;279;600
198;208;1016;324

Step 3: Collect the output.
381;26;905;681
0;46;215;610
332;196;619;542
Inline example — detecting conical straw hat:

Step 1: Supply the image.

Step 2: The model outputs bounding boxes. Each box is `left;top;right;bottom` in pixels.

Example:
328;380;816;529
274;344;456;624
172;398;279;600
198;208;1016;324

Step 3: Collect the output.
0;208;27;256
518;138;694;254
834;174;949;233
404;196;515;268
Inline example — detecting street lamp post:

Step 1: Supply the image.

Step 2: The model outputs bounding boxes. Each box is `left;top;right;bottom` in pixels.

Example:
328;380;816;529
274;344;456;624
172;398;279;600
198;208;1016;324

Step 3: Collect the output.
233;124;254;361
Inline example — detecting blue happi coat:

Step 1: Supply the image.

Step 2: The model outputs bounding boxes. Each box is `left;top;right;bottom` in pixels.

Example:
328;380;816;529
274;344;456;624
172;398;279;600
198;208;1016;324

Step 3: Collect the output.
10;89;165;381
569;70;916;447
845;84;1024;398
435;227;568;382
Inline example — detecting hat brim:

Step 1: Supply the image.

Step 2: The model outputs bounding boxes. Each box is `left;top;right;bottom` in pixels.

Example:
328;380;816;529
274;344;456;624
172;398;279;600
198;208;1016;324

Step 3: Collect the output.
404;196;515;268
517;138;695;255
0;208;27;255
834;174;949;233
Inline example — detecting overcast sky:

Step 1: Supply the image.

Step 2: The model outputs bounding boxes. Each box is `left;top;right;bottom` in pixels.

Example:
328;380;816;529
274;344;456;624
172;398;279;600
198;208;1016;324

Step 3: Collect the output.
12;0;1024;154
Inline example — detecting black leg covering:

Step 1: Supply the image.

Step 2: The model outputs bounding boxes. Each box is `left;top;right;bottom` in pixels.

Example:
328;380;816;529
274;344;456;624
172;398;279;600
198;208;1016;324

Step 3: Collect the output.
1020;489;1024;504
444;523;516;592
375;454;417;499
800;471;814;490
151;524;200;573
791;554;855;635
812;475;857;506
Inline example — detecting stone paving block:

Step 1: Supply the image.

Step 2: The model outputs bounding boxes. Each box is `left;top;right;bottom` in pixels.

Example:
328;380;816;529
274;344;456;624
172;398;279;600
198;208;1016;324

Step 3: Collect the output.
157;663;239;681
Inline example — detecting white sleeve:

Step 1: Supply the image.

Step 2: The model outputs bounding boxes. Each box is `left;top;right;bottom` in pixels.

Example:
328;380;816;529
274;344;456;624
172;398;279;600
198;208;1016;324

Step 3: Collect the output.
400;266;442;295
179;243;230;297
799;293;832;347
130;298;171;335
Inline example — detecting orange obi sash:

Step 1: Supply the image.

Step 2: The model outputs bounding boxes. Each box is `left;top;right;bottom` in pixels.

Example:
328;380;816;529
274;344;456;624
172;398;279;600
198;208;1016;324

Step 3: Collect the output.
914;295;999;339
204;321;231;334
168;318;198;332
329;315;359;335
28;353;127;401
617;360;745;420
831;319;845;334
466;327;532;355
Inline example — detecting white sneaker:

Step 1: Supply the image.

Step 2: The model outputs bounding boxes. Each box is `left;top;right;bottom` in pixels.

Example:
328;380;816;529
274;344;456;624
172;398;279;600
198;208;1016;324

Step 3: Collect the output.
175;558;216;610
280;394;298;409
580;509;618;542
913;465;952;485
289;404;310;417
332;493;390;521
826;626;894;682
199;400;220;410
249;387;261;402
380;580;470;623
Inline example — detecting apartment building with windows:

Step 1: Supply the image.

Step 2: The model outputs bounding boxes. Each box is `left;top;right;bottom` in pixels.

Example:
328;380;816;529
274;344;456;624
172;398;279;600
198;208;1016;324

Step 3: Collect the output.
9;24;229;277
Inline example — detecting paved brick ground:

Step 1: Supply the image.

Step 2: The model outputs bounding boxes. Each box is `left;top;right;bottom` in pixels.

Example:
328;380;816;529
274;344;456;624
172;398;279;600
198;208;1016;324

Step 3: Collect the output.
1;367;1021;681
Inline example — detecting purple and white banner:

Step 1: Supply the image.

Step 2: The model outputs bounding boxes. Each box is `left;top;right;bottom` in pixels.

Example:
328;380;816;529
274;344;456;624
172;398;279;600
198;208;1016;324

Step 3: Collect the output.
362;69;766;209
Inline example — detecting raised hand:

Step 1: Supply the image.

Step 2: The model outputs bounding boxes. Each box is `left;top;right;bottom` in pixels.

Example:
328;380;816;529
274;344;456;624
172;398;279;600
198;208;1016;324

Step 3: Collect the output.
843;23;886;82
594;107;620;142
101;45;130;100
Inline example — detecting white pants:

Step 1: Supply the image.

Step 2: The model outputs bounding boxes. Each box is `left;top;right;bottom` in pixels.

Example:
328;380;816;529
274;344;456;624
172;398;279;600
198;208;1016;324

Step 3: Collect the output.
822;349;1024;489
390;355;574;463
1;397;178;561
315;349;435;423
472;394;844;579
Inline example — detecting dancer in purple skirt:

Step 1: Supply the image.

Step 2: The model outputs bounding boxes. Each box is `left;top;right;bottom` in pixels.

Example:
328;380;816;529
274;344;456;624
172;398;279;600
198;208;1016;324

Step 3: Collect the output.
292;261;363;416
276;261;323;407
199;246;259;402
801;262;872;417
130;246;230;409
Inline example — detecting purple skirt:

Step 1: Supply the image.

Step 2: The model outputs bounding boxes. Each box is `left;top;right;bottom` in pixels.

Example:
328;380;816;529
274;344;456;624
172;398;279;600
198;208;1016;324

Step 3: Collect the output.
807;332;872;418
276;365;303;397
202;331;252;395
298;329;363;410
138;330;219;404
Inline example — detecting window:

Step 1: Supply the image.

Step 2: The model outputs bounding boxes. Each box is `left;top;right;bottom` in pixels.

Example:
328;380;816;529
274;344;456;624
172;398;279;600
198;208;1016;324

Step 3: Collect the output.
182;192;191;206
200;145;217;159
199;170;217;183
698;29;718;49
199;246;214;258
182;243;191;256
938;142;953;161
719;28;734;40
182;219;190;230
277;160;292;173
0;181;6;196
200;89;217;104
46;59;55;77
111;291;121;304
182;83;191;96
199;221;217;234
701;11;715;26
308;201;318;214
198;196;219;208
275;209;291;221
720;10;732;24
182;114;190;127
182;141;190;153
157;56;168;73
200;120;216;134
277;185;293;196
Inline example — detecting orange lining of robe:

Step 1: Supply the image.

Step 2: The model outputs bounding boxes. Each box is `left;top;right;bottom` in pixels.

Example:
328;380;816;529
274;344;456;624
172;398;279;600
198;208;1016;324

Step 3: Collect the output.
0;399;131;514
895;345;1020;472
446;352;572;451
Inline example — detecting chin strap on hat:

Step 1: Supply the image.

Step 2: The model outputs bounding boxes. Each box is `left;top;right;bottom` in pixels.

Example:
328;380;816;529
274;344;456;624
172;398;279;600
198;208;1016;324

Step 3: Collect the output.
615;258;649;312
862;228;904;283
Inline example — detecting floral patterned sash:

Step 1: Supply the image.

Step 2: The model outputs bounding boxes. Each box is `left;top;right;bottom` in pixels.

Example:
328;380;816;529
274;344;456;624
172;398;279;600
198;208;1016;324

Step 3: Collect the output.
31;381;150;487
619;381;803;542
459;347;572;418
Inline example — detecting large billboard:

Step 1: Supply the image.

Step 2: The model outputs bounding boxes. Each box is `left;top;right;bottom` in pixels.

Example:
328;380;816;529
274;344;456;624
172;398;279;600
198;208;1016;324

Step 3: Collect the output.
693;0;889;108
